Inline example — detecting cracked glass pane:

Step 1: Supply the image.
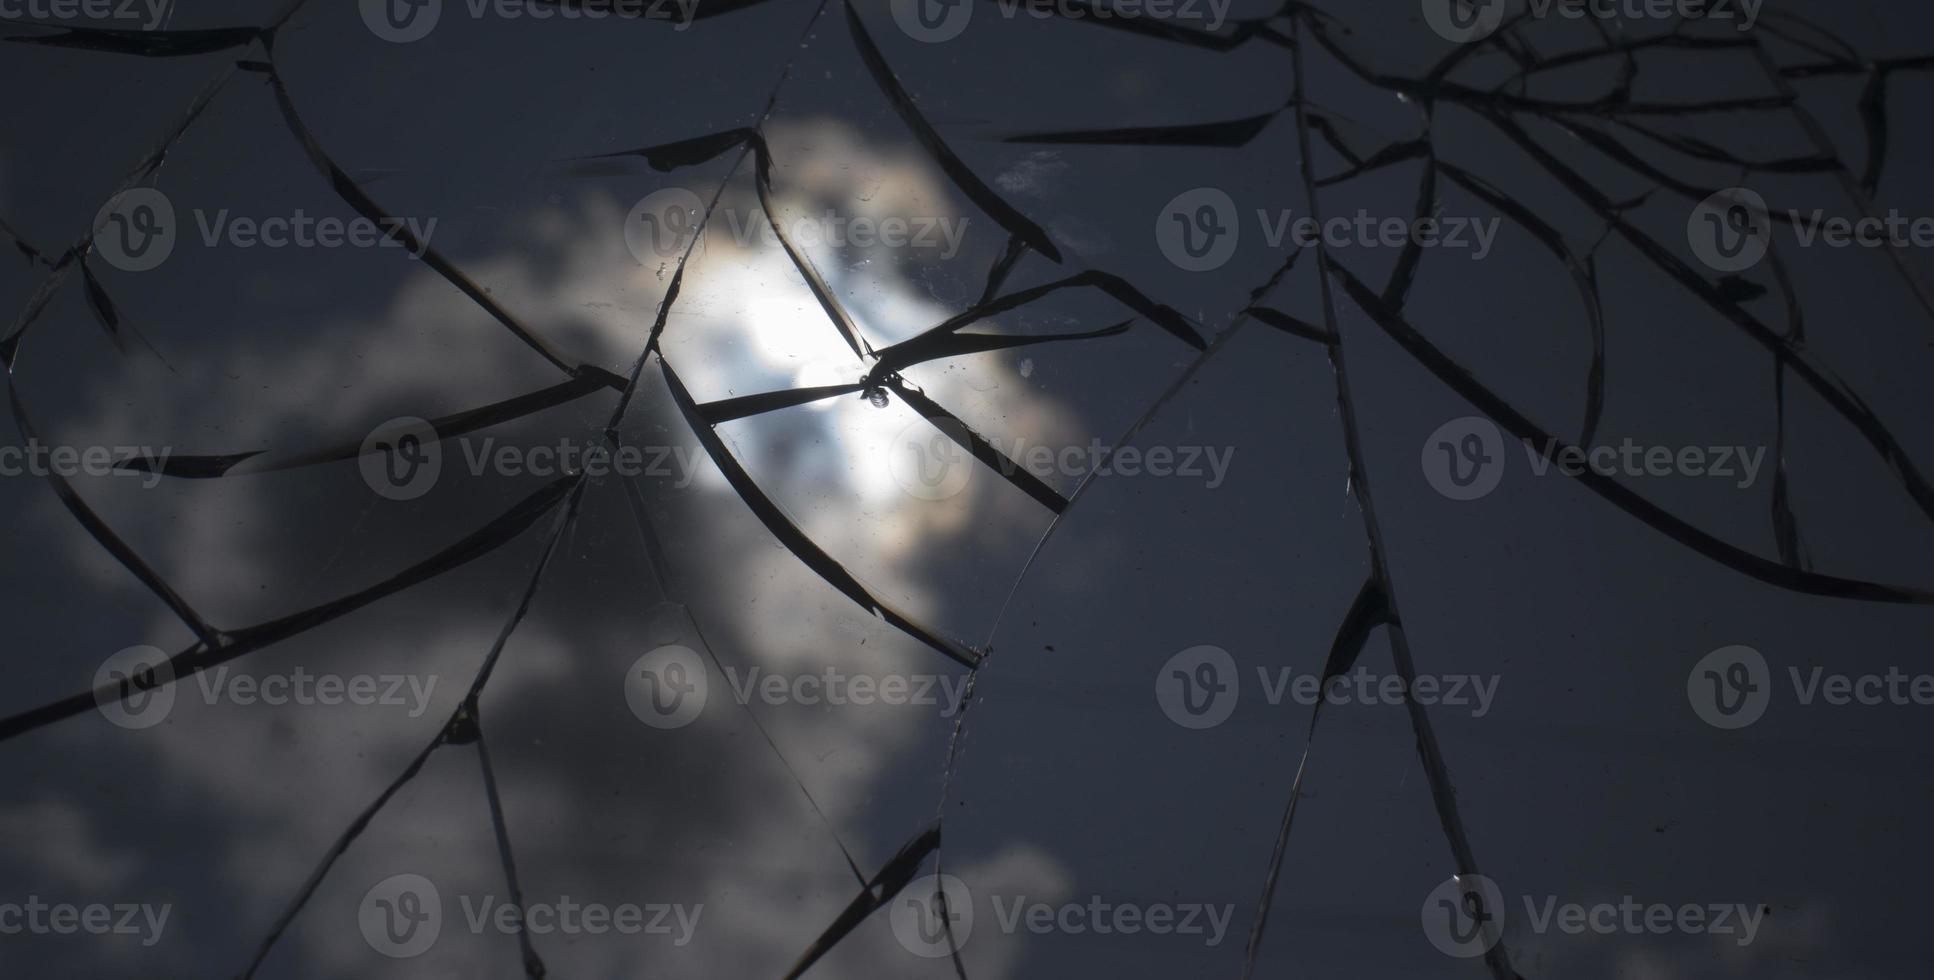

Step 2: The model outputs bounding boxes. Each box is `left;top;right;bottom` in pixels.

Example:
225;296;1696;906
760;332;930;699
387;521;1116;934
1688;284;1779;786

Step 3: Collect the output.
3;0;1932;977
